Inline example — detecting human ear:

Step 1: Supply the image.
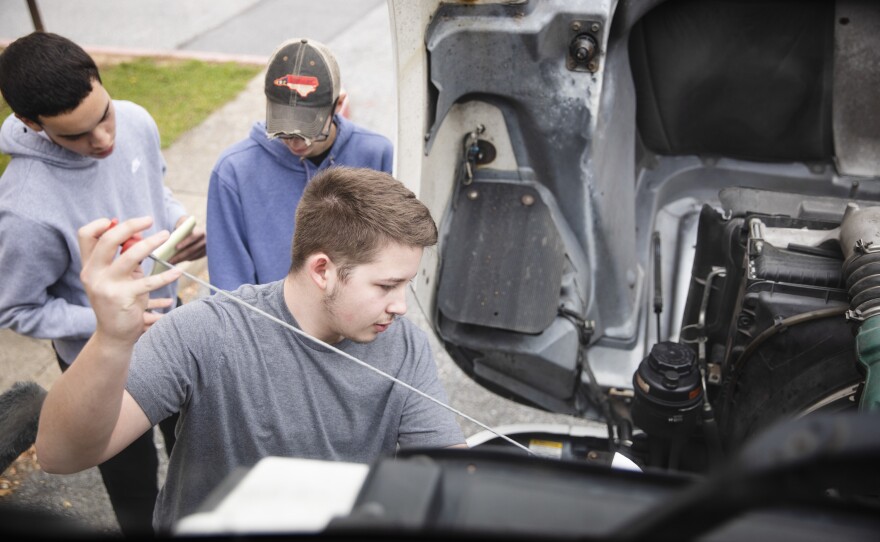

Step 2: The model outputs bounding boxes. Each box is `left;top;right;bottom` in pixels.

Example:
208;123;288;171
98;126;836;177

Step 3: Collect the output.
15;114;43;133
306;253;335;291
335;88;349;117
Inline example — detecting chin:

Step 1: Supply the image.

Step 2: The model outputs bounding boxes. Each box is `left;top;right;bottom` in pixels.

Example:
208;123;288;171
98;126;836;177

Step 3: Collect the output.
348;331;379;344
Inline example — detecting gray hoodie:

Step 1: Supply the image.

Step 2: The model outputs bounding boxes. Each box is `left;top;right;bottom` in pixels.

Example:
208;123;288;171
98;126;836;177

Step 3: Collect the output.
0;100;186;363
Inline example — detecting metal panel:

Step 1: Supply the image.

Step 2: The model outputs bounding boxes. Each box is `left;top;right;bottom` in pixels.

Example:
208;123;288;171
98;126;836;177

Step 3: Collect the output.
438;181;565;334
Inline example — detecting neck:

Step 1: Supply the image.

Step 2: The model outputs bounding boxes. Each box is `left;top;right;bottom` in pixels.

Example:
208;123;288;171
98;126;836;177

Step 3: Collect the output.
283;274;341;345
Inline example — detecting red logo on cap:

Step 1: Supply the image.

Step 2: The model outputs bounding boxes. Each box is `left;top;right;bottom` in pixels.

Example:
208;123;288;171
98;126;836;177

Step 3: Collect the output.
274;74;320;98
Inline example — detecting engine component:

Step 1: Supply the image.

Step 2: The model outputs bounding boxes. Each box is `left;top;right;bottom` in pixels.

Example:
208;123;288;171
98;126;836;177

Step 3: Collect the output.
567;19;602;72
855;317;880;411
839;203;880;411
569;33;598;71
631;342;703;439
680;206;863;449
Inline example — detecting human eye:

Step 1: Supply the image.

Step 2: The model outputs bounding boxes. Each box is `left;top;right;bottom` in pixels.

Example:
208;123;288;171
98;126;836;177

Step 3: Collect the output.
378;280;407;292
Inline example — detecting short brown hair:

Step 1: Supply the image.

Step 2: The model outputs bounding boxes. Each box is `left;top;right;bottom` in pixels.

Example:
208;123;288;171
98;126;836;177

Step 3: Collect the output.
290;167;437;279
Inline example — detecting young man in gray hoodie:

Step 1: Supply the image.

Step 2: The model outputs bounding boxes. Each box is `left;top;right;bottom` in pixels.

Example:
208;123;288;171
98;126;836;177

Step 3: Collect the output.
0;32;205;536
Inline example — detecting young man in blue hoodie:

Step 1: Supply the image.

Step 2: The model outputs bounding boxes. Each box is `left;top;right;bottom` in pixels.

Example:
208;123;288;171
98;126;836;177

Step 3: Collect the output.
0;32;205;536
206;37;393;291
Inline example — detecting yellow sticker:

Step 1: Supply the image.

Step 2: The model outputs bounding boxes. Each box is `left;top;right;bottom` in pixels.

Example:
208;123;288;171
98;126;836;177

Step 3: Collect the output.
529;439;563;459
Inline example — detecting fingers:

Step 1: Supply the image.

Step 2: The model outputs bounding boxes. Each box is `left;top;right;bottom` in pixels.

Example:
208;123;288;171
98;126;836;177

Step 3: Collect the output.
142;267;184;295
146;297;175;311
142;310;164;331
168;226;207;264
79;217;180;301
117;230;172;273
80;216;153;291
80;216;156;270
77;217;115;268
78;217;188;346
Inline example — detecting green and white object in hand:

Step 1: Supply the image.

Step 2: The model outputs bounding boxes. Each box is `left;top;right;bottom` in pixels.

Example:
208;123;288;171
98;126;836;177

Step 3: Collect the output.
150;216;197;275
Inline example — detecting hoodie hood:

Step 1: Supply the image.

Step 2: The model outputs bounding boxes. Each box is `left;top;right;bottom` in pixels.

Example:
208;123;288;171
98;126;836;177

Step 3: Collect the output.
0;114;95;169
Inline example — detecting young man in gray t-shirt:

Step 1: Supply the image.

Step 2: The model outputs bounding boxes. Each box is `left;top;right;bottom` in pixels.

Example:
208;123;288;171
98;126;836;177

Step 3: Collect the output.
36;166;466;532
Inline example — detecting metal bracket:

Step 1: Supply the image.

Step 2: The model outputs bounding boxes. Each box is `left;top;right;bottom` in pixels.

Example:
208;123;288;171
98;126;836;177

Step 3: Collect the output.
462;125;485;185
567;20;602;73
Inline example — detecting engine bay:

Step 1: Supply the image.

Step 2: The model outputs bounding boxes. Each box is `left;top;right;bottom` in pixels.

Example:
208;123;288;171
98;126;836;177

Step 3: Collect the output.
389;0;880;476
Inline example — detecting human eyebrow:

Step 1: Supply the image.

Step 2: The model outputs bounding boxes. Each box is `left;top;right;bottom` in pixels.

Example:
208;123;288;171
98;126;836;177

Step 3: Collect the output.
58;101;111;139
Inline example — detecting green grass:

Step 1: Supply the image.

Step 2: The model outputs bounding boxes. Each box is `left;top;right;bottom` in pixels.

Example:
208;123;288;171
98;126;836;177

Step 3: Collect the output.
0;56;262;174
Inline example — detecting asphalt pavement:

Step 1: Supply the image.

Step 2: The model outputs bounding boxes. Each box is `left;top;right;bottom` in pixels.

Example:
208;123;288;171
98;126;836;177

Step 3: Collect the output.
0;0;603;535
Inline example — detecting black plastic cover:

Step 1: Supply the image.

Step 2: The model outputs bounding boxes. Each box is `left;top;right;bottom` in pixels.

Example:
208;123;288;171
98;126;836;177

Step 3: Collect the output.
629;0;834;162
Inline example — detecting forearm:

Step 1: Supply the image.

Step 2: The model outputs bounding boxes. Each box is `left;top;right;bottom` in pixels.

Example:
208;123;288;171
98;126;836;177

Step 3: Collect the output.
36;216;181;473
36;331;134;473
0;214;96;340
0;298;96;341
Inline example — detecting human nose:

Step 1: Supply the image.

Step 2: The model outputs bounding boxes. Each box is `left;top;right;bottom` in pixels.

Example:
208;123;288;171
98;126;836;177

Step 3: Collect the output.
91;125;112;148
387;288;408;316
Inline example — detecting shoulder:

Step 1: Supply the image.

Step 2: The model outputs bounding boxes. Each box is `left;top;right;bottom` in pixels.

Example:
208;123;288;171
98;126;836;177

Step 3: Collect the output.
213;124;271;169
0;207;61;241
210;144;268;193
113;100;155;126
206;281;283;321
143;284;276;340
215;138;262;166
113;100;161;145
0;166;67;229
161;295;227;328
139;292;233;356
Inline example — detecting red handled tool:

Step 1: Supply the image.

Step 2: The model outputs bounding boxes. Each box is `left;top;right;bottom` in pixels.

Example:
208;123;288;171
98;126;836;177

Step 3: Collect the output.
107;217;143;253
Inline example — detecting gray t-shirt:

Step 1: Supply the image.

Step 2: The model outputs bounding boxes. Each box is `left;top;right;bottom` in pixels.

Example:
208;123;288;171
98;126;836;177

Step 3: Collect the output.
126;280;464;530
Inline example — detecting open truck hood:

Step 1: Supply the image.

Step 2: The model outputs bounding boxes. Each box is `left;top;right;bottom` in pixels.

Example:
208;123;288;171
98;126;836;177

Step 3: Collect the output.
390;0;880;422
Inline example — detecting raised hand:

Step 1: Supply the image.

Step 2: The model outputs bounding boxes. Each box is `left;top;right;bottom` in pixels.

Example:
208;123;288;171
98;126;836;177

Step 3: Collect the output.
77;216;183;345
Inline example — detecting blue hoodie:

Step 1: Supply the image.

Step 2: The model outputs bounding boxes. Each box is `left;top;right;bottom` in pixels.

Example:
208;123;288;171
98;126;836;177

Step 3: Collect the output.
0;101;186;364
206;114;392;290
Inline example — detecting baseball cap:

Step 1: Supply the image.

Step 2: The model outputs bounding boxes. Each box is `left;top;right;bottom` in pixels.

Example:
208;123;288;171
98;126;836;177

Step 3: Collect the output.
265;38;340;139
